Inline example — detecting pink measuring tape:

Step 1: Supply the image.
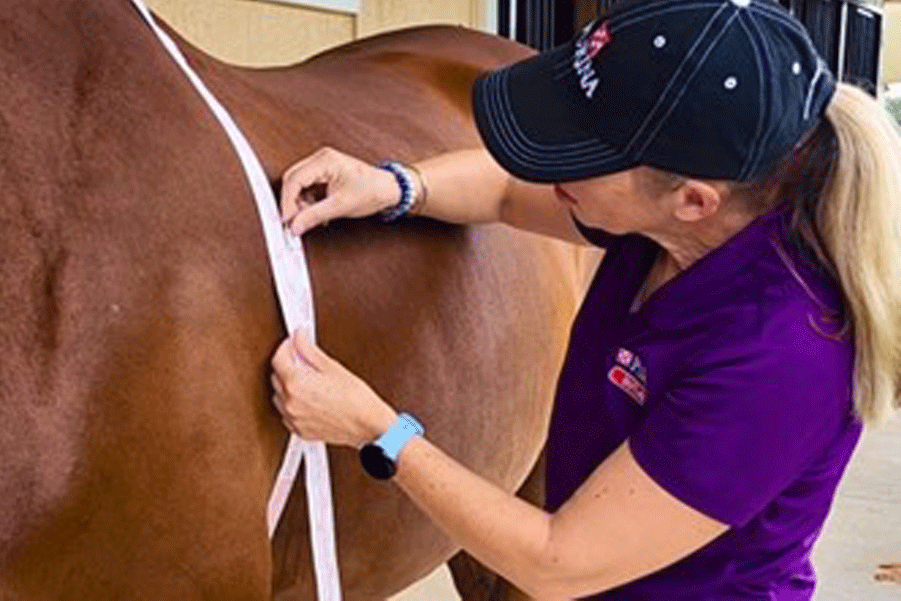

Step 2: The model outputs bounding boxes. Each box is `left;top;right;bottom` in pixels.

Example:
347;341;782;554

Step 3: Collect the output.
127;2;343;599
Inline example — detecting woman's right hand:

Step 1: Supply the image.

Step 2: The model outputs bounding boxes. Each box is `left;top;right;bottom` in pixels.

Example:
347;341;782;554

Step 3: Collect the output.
280;147;401;235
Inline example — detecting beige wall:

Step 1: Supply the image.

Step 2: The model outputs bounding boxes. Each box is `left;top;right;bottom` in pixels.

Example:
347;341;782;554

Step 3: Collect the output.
146;0;901;83
885;3;901;84
146;0;489;67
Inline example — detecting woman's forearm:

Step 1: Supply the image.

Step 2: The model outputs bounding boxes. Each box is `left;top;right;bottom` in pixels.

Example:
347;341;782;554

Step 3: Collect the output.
411;149;587;246
391;433;557;600
411;148;512;224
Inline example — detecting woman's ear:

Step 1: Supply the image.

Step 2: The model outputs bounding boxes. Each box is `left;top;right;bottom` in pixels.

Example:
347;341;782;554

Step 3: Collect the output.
672;179;727;222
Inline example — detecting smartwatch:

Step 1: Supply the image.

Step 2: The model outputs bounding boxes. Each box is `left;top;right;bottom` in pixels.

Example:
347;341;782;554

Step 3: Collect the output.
359;412;425;480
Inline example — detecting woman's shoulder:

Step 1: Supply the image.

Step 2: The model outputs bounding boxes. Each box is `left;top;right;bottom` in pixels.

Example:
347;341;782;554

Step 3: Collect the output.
683;270;855;399
668;239;853;379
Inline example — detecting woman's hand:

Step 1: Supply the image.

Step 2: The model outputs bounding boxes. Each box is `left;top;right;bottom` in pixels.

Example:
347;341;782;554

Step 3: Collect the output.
280;147;401;235
270;329;398;448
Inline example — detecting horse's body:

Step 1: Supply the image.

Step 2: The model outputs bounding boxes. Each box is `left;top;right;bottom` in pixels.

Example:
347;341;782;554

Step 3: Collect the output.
0;2;596;598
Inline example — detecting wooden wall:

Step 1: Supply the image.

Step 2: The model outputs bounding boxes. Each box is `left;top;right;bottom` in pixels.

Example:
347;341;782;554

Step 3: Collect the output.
885;2;901;84
145;0;493;67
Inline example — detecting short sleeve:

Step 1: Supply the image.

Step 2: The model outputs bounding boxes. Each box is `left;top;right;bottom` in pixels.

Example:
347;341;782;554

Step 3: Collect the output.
628;300;855;527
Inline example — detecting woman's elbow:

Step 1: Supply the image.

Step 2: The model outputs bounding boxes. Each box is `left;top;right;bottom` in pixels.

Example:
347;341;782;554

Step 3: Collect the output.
518;550;574;600
527;543;616;600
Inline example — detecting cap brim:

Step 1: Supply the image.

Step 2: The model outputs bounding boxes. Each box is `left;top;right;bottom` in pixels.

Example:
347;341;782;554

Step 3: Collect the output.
472;42;635;183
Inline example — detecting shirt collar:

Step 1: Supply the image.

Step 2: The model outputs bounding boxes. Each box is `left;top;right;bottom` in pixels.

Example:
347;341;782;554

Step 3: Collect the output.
632;200;795;327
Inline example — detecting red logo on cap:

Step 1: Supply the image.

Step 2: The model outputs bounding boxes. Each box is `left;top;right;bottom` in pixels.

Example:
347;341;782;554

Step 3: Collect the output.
587;22;612;59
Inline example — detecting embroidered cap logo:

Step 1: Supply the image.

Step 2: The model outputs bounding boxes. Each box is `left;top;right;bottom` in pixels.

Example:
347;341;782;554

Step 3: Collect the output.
573;21;610;100
587;22;611;58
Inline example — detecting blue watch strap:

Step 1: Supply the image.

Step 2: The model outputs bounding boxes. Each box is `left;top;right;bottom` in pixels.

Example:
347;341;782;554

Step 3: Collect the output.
374;413;425;461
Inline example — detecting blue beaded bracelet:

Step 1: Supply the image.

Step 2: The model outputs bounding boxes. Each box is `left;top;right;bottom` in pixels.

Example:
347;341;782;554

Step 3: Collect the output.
377;161;417;222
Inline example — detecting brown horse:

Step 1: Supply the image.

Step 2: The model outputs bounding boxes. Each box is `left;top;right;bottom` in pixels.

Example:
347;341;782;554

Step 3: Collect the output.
0;1;598;599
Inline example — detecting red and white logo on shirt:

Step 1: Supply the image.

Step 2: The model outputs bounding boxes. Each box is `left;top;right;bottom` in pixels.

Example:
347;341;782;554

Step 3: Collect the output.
609;348;648;404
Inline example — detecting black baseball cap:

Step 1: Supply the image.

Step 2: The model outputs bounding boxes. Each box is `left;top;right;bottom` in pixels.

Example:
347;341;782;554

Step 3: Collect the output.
473;0;836;183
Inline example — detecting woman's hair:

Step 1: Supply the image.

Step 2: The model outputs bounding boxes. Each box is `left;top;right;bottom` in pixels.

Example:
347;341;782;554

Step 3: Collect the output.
646;83;901;425
738;84;901;425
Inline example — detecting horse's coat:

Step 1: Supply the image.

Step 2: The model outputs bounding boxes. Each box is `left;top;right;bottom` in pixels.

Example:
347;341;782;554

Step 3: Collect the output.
0;1;598;598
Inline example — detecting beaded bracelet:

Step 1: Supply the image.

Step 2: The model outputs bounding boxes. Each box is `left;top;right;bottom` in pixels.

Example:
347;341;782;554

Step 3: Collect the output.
377;161;417;222
405;163;429;216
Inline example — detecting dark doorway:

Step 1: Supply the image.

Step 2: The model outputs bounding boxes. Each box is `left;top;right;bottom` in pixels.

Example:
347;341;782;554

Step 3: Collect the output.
498;0;883;95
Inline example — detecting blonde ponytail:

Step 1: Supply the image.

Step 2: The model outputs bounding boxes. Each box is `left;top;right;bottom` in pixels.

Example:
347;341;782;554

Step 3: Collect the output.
806;83;901;424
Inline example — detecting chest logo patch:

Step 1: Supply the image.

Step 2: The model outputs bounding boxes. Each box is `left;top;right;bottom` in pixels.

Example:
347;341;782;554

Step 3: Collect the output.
609;348;648;405
615;348;647;384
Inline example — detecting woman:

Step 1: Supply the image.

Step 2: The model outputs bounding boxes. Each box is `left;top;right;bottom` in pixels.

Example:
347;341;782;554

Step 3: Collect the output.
270;0;901;598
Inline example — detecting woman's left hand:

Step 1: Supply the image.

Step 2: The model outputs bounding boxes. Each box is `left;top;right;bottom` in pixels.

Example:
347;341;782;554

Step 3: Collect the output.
270;330;398;448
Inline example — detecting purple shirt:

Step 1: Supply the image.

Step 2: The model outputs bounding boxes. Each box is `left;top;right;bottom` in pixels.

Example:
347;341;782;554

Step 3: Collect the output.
545;200;863;599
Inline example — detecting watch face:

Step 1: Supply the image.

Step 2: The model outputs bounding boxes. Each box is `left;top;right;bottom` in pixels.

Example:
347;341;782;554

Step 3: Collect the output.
399;413;424;435
360;444;396;480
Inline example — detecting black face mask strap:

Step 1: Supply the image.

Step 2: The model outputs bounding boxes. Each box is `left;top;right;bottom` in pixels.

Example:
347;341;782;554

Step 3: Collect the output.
570;211;617;248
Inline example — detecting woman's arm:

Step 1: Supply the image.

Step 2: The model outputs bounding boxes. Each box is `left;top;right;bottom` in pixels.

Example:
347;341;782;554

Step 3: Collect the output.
280;147;594;246
391;433;727;599
271;333;728;600
410;149;594;245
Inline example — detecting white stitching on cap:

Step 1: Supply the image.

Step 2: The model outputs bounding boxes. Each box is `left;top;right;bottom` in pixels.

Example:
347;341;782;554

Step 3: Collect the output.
748;3;812;44
745;11;786;180
635;8;740;157
749;3;828;130
737;11;768;181
552;53;576;80
485;70;624;166
489;71;610;157
487;99;627;170
487;86;626;171
625;2;730;154
803;60;826;121
493;72;611;155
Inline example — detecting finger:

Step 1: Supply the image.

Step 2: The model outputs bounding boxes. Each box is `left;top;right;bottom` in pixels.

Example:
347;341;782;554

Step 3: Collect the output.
291;329;333;372
281;151;328;214
280;152;336;223
271;373;288;401
271;392;285;414
272;337;301;375
287;191;352;236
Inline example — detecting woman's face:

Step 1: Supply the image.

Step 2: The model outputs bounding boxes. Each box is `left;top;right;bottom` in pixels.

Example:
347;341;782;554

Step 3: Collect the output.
554;166;670;236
